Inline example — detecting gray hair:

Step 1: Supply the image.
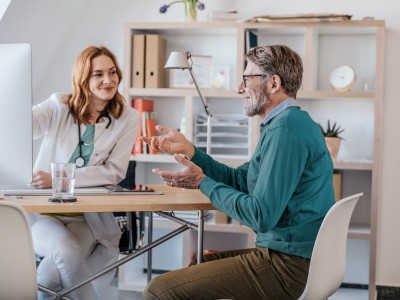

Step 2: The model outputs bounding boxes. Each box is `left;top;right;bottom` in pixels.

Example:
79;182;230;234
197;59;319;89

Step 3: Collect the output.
246;45;303;98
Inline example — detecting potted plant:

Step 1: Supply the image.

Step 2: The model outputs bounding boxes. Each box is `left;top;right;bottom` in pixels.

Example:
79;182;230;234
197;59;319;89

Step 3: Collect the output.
319;120;344;161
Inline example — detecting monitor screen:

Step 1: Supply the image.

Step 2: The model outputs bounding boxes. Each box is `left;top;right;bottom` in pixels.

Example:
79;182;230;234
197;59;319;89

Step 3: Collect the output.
0;43;32;185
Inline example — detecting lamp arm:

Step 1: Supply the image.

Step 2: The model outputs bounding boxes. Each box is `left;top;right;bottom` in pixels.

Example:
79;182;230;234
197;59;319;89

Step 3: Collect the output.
188;68;212;118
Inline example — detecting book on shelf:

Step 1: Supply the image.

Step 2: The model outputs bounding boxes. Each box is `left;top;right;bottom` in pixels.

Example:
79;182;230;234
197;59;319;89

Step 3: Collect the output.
244;30;257;70
132;98;154;154
140;111;159;154
146;114;160;154
245;29;258;53
141;111;150;154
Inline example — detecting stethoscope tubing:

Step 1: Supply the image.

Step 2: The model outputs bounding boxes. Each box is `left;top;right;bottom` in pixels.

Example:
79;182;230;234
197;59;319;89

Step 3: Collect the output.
75;114;111;168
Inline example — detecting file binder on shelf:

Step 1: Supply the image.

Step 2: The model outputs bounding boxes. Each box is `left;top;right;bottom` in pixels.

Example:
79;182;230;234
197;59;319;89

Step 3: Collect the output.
145;34;166;88
131;34;146;88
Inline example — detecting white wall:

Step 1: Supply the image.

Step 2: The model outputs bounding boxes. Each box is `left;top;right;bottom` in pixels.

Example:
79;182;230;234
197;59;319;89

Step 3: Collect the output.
1;0;400;288
0;0;11;20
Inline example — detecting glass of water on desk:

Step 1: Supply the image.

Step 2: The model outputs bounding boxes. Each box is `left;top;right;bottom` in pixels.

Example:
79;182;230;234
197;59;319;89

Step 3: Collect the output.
50;162;77;202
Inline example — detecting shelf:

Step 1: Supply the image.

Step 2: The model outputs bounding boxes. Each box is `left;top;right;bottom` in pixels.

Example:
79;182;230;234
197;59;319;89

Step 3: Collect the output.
194;113;251;156
196;142;248;149
125;20;385;32
129;88;375;100
334;160;373;171
131;154;250;165
195;132;248;137
130;155;373;170
126;21;240;34
128;87;240;98
131;154;177;163
298;90;375;100
241;19;384;30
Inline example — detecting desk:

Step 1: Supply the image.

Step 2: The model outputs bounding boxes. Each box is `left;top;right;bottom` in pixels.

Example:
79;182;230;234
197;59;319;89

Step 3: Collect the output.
12;185;215;300
13;185;214;213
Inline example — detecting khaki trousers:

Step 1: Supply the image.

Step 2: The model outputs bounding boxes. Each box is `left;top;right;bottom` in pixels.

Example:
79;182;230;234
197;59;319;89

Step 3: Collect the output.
144;247;310;300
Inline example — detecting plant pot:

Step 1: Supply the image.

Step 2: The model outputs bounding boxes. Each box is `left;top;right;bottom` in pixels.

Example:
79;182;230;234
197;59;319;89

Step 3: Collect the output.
325;137;341;161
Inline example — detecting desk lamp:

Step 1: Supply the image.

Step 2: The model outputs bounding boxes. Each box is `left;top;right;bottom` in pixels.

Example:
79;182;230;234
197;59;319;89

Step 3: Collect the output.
164;51;212;154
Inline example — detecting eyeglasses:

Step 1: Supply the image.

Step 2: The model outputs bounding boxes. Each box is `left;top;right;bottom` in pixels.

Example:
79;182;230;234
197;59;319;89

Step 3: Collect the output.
242;74;265;88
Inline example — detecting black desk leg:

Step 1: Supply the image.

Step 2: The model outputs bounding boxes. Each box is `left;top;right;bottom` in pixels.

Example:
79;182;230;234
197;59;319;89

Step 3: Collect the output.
197;210;204;264
147;211;153;283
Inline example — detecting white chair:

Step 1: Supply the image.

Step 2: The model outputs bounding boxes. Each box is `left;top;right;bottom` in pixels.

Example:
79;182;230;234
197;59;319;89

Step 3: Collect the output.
0;200;38;300
298;192;363;300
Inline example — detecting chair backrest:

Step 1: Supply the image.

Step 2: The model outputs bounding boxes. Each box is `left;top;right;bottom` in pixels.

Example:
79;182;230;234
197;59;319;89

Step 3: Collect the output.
0;201;38;300
298;193;363;300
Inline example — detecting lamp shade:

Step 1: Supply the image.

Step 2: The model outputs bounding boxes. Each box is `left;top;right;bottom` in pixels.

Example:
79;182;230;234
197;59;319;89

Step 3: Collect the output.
164;51;191;69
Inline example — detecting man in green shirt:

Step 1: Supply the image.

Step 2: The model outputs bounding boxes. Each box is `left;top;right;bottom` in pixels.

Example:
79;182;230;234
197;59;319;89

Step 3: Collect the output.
142;45;335;300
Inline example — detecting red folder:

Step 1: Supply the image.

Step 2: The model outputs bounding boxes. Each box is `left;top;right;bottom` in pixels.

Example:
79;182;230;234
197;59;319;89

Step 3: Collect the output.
132;98;154;154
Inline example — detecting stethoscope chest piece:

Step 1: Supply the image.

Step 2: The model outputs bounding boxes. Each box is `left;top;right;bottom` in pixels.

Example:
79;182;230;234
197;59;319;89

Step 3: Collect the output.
75;156;85;168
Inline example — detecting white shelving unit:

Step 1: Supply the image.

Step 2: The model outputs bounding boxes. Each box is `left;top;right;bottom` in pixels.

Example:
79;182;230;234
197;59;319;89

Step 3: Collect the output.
122;20;385;298
194;113;250;156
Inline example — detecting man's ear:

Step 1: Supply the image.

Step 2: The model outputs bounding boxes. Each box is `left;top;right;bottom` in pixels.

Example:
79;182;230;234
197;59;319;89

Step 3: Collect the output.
270;74;282;93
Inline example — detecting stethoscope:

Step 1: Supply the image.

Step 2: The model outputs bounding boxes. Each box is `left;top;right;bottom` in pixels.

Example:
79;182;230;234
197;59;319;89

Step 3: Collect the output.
75;114;112;168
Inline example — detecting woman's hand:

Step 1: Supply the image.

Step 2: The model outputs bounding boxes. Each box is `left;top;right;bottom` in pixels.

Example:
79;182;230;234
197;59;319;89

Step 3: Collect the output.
141;125;195;159
32;170;52;188
152;154;205;189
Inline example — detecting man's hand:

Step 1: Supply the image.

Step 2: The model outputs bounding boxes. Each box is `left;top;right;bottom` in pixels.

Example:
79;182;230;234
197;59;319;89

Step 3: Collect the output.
141;125;195;159
152;154;205;189
32;170;52;188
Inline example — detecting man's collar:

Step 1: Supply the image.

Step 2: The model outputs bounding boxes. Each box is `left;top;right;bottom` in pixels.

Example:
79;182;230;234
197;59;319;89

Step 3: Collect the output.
260;98;296;127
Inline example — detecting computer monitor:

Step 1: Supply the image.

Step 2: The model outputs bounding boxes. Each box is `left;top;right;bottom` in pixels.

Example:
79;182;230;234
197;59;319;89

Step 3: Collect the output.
0;43;33;185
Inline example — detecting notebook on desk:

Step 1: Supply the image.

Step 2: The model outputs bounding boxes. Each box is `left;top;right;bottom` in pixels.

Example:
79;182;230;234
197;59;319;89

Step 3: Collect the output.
103;185;162;195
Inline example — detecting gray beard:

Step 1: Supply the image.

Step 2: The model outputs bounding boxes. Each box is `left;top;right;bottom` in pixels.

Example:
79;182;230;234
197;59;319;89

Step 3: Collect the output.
244;94;268;117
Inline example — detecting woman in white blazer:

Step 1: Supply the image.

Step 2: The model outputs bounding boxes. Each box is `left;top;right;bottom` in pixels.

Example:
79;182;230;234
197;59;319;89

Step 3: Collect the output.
30;46;139;300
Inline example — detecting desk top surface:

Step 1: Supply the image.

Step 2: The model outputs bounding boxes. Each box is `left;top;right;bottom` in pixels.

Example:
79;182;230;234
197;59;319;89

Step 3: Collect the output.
7;185;215;213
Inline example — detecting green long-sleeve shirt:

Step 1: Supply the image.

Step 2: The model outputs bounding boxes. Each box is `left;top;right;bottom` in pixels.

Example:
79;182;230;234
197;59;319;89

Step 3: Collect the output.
194;106;334;259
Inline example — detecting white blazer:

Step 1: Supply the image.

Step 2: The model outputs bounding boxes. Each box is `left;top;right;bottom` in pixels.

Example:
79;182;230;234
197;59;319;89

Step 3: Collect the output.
33;92;139;187
32;92;139;269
